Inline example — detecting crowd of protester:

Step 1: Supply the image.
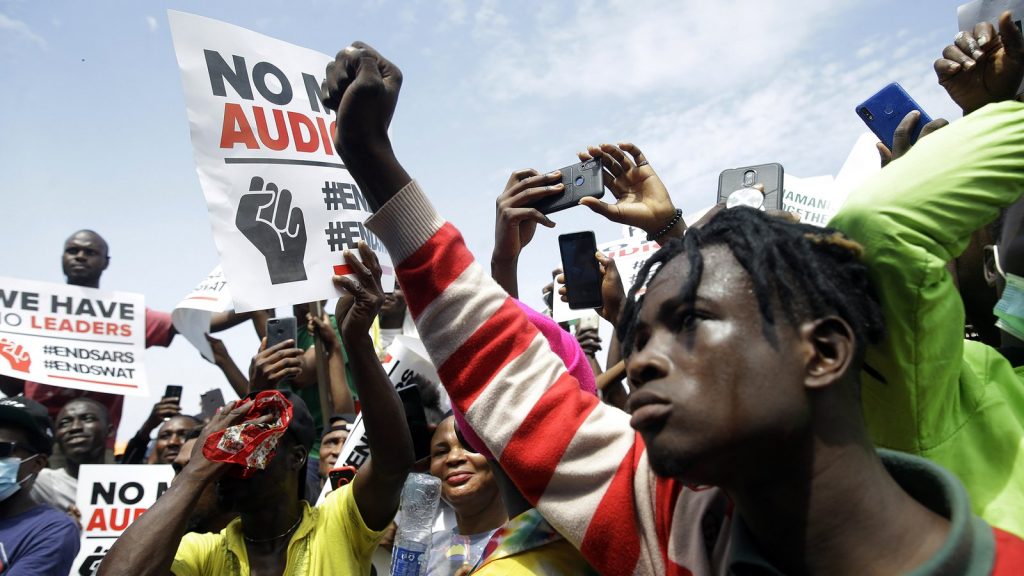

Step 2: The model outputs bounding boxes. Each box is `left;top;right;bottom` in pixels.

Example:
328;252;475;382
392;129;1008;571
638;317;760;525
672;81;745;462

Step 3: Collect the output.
2;10;1024;576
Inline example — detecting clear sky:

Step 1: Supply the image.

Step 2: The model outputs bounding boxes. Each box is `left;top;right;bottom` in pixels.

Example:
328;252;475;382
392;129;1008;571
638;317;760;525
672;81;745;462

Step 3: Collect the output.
1;0;967;443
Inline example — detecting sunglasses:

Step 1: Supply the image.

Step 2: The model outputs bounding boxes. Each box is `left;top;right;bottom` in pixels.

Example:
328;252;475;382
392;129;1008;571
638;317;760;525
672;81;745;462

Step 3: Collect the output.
0;442;35;458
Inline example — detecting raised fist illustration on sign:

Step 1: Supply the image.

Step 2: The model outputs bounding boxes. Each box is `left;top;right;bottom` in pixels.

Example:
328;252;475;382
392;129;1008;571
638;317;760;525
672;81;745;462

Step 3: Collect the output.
236;176;308;284
0;338;31;373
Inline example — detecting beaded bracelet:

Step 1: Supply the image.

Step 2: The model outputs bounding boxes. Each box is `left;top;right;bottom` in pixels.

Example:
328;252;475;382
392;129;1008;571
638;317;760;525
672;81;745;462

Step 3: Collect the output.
647;209;683;241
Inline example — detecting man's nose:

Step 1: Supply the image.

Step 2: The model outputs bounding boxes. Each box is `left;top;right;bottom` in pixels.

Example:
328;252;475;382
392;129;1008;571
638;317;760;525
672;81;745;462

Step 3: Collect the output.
626;335;671;389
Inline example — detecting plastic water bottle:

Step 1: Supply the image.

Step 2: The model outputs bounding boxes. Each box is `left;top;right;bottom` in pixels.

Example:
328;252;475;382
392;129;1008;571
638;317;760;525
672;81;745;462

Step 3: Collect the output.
391;473;441;576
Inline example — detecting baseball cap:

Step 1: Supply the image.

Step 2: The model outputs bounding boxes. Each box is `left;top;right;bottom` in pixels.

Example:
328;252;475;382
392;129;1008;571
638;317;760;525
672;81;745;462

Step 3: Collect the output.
0;396;55;455
278;390;315;452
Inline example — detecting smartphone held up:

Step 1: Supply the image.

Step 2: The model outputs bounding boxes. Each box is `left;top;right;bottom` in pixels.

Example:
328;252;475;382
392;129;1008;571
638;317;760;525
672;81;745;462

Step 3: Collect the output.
558;232;603;310
529;158;605;215
856;82;933;150
717;163;784;211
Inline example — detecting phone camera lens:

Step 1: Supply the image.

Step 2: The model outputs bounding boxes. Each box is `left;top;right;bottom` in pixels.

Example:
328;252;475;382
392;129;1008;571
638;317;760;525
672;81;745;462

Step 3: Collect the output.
742;170;756;187
858;107;874;121
575;175;585;186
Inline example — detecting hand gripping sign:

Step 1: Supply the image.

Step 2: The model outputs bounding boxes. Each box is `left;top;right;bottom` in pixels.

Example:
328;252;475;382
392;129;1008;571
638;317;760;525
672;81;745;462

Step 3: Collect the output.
169;10;394;313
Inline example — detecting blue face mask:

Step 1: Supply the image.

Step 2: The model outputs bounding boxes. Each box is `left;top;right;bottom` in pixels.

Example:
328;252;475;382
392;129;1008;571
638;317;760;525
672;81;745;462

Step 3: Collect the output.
0;455;38;502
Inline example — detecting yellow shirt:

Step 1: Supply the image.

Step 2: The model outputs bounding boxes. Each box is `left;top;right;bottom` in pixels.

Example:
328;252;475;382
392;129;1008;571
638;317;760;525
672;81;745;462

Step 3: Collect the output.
171;484;383;575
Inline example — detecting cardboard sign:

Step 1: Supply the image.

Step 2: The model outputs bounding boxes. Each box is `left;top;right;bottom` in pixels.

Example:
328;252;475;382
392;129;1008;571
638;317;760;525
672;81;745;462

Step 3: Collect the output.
833;132;883;206
0;277;147;396
958;0;1024;95
316;336;440;505
781;175;841;227
72;464;175;575
169;10;393;313
171;266;233;362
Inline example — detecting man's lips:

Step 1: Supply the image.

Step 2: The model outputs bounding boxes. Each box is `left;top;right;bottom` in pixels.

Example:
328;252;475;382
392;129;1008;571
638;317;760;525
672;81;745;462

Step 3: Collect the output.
627;390;672;431
64;435;91;446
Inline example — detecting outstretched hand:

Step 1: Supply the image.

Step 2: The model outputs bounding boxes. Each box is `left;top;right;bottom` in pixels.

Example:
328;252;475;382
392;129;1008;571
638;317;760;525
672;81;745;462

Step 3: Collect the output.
935;11;1024;115
334;242;385;340
578;143;679;237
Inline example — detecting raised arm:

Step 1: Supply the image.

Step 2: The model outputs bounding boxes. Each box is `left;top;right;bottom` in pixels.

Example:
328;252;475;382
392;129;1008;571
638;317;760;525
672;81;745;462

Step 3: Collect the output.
322;43;671;574
491;169;560;296
337;243;414;531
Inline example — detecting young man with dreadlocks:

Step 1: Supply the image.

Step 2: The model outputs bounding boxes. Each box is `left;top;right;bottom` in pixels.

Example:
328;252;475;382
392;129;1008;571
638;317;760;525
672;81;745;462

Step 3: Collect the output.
320;42;1024;574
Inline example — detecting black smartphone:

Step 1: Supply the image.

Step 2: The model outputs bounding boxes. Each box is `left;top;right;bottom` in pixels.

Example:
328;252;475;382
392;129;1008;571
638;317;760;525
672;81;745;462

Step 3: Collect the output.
529;158;604;215
199;389;226;421
329;466;357;490
266;317;297;348
717;163;784;211
164;385;183;400
856;82;933;151
558;232;603;310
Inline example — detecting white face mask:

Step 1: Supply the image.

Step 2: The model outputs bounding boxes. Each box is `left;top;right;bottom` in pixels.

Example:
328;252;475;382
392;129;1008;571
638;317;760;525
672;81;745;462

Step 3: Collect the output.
0;455;38;502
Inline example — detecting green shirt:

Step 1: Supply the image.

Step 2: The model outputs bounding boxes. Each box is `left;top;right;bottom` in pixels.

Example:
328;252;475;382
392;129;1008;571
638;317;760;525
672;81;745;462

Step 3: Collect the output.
830;100;1024;538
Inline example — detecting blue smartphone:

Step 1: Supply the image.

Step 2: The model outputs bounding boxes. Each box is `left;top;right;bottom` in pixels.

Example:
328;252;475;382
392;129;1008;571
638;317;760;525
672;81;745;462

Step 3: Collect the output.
856;83;932;150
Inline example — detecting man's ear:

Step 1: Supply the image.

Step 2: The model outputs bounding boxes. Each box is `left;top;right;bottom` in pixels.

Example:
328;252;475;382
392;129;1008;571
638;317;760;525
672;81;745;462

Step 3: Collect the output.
982;245;999;288
291;446;308;472
800;316;855;390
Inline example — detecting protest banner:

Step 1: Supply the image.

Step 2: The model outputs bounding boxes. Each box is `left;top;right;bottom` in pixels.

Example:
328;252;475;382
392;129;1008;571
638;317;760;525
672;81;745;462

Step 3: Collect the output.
0;277;148;396
71;464;175;575
317;336;440;504
169;10;393;313
171;266;233;362
781;175;841;227
958;0;1024;95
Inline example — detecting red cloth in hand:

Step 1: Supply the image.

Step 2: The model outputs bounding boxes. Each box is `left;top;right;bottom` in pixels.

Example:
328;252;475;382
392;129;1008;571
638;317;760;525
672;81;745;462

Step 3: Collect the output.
202;390;293;477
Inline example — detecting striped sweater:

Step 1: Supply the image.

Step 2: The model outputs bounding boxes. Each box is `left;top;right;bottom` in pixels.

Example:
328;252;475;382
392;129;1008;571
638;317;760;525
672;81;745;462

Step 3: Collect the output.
366;181;731;575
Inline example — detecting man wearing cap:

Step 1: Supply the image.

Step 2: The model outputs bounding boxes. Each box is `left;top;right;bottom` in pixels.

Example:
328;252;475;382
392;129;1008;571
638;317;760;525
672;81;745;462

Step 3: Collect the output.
0;396;79;574
100;245;414;576
317;413;354;490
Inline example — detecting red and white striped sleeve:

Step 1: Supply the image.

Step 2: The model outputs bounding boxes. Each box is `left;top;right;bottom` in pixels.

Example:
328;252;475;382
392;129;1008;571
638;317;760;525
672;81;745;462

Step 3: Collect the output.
365;181;727;575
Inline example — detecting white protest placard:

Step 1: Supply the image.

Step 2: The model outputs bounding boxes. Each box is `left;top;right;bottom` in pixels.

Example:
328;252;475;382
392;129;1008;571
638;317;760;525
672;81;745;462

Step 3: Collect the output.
72;464;175;575
833;132;883;201
551;275;600;324
958;0;1024;95
172;266;232;362
169;10;393;314
781;175;841;227
598;236;663;295
317;336;440;504
0;277;148;396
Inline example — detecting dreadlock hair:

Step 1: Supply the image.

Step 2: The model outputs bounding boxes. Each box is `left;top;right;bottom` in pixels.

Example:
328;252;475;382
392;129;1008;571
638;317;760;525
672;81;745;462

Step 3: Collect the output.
618;208;886;369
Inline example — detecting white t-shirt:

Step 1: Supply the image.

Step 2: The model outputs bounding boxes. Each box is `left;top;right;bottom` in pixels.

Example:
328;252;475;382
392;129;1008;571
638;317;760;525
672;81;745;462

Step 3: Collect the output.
30;467;76;512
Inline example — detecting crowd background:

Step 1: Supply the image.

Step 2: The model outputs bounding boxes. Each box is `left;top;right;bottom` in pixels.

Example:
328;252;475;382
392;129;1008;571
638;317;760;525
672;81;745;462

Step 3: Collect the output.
0;0;964;446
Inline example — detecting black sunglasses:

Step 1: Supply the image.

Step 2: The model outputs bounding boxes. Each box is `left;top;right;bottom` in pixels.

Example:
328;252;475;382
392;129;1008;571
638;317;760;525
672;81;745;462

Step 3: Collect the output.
0;442;35;458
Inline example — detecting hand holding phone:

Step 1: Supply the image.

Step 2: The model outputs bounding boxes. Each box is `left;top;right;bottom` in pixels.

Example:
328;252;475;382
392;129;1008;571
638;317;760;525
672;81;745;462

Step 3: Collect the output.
558;232;603;310
717;164;784;211
266;317;298;348
856;83;933;150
